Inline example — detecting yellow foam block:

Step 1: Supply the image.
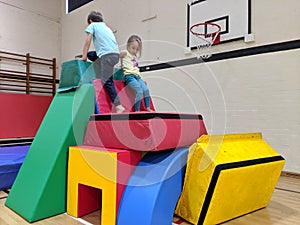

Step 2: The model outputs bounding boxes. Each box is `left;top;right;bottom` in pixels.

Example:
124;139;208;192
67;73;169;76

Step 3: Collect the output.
67;146;141;225
175;133;285;225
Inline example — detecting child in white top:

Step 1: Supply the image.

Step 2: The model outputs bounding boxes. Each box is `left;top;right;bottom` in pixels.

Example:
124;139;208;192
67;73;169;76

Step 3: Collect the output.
120;35;153;112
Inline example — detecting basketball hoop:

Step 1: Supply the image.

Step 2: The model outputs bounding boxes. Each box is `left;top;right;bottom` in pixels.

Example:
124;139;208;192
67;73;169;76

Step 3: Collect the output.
190;22;221;59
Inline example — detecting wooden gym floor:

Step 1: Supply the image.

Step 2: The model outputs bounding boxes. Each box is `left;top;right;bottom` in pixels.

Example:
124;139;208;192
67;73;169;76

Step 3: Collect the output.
0;173;299;225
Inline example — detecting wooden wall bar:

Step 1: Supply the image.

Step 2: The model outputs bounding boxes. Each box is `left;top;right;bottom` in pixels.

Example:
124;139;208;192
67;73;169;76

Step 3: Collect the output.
0;51;57;96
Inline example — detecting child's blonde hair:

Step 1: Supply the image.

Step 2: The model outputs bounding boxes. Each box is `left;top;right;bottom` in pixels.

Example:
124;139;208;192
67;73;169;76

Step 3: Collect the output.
127;35;142;58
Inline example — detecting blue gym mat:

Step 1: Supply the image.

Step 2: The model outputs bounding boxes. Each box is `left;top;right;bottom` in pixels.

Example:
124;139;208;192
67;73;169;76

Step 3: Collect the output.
0;145;30;190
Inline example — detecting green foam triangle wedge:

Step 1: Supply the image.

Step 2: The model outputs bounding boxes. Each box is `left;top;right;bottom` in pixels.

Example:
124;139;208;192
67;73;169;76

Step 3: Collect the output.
5;84;95;222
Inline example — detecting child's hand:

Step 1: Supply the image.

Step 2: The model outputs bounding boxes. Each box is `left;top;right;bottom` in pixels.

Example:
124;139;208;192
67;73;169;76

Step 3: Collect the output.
119;51;127;58
75;54;87;61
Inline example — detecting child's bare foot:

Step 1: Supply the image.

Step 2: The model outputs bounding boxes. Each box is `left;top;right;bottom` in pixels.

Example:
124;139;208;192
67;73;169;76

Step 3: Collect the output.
146;107;154;112
115;105;125;113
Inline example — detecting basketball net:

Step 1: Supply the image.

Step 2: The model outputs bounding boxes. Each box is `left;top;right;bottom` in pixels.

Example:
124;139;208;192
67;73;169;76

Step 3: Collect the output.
190;22;221;59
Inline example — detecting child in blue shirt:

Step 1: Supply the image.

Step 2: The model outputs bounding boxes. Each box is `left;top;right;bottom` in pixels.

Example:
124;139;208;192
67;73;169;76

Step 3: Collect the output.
81;11;125;113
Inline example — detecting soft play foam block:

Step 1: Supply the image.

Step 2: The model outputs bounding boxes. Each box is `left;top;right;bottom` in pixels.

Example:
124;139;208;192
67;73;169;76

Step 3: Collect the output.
175;133;285;225
67;146;141;225
0;145;30;190
84;112;207;151
113;67;125;81
57;60;95;92
93;78;155;113
5;84;95;222
117;147;188;225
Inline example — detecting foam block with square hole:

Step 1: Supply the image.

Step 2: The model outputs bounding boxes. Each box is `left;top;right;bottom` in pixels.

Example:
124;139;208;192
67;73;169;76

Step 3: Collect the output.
175;133;285;225
67;145;141;225
84;112;207;151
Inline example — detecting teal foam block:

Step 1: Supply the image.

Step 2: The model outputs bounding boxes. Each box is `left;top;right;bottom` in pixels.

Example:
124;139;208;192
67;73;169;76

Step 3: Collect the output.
57;60;96;92
113;67;125;81
117;147;188;225
5;84;95;222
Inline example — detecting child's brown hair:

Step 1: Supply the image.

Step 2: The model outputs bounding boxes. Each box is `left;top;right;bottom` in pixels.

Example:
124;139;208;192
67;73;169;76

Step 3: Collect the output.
87;11;103;24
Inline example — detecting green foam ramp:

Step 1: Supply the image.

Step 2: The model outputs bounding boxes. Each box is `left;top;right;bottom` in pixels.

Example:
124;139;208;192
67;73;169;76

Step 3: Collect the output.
5;84;95;222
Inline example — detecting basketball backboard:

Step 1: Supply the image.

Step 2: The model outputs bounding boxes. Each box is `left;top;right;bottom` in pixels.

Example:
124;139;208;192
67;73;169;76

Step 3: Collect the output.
187;0;251;48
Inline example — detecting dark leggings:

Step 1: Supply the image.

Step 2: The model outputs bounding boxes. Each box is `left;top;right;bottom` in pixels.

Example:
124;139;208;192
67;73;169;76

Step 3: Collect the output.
93;52;121;106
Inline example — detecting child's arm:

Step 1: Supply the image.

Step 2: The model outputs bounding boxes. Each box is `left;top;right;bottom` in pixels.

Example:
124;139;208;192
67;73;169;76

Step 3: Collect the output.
119;50;127;58
81;33;93;61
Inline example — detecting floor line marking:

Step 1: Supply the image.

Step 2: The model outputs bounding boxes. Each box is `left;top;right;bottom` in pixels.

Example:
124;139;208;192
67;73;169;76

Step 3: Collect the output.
65;213;94;225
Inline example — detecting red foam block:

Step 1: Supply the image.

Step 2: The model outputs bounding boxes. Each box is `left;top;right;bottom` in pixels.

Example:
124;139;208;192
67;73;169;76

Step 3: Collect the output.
83;112;207;151
93;79;155;113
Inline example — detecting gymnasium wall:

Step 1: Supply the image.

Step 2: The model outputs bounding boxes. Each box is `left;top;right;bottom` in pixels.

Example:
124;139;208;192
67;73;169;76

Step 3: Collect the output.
60;0;300;62
0;0;61;63
0;0;60;140
60;0;300;173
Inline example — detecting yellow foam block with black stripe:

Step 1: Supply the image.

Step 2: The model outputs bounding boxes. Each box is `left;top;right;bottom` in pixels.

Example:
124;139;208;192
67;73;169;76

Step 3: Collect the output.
175;133;285;225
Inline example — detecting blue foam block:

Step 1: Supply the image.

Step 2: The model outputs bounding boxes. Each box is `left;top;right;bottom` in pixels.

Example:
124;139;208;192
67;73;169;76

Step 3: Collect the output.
117;147;188;225
0;145;30;190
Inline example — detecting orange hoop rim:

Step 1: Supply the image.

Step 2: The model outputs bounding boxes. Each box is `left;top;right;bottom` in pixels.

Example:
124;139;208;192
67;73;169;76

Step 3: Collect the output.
190;22;221;37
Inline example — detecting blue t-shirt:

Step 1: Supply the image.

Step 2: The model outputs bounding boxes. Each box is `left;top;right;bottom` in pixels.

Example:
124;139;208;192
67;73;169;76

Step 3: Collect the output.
85;22;119;57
